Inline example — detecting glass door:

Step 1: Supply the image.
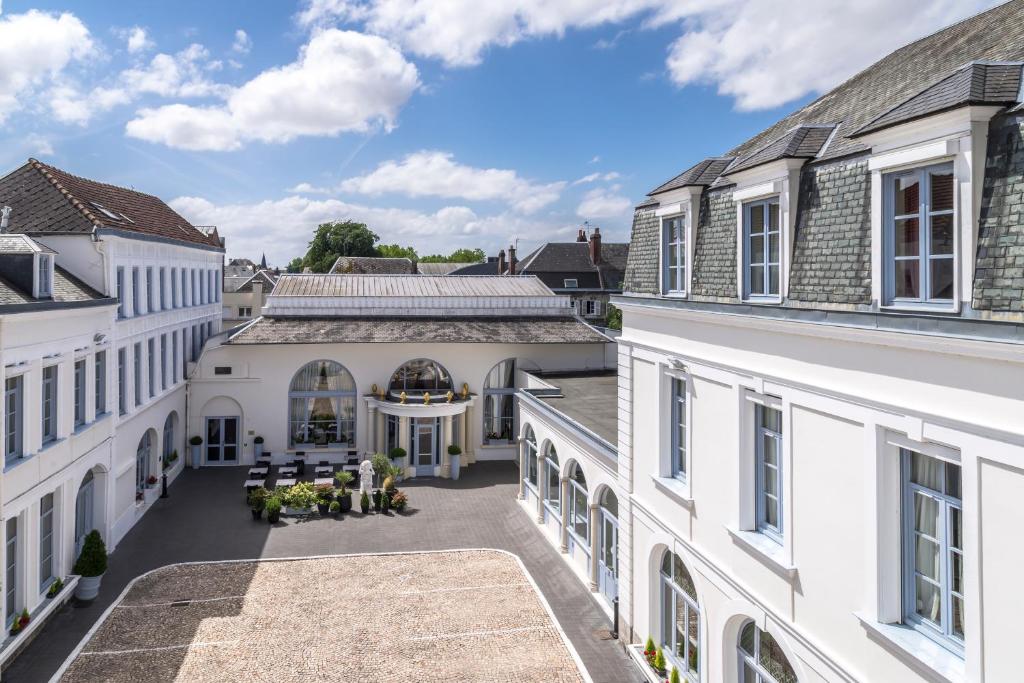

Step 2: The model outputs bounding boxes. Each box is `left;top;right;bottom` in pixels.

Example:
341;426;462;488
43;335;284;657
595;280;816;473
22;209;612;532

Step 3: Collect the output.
206;417;239;464
599;508;618;603
75;474;94;557
413;418;437;476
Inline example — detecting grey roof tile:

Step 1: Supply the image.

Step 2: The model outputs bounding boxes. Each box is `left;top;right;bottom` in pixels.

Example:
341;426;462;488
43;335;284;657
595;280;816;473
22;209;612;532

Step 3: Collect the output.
0;265;106;306
329;256;415;274
648;157;735;195
728;125;836;175
271;273;556;298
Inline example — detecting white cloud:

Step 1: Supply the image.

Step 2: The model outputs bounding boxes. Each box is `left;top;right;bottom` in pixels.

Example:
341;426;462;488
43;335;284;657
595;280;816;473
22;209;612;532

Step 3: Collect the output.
576;185;632;218
573;171;620;186
24;134;54;156
125;26;154;53
0;10;94;123
232;29;251;54
49;83;130;125
335;150;565;213
121;43;227;98
126;29;419;151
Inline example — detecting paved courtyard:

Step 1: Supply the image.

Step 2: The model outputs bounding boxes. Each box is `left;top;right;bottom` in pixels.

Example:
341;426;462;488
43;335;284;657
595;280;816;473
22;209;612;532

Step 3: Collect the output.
57;551;586;683
7;462;638;682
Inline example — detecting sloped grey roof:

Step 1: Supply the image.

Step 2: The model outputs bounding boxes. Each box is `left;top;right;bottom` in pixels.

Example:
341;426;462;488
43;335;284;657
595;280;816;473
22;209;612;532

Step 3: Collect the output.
271;273;556;298
728;125;835;174
329;256;414;275
234;270;278;293
0;234;56;254
648;157;735;195
513;241;628;291
0;265;107;306
855;61;1024;136
415;262;463;275
227;316;610;344
449;260;500;275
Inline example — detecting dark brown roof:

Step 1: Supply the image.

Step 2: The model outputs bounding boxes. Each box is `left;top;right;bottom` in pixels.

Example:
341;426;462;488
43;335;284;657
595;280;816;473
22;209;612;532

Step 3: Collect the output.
0;159;222;249
227;316;610;344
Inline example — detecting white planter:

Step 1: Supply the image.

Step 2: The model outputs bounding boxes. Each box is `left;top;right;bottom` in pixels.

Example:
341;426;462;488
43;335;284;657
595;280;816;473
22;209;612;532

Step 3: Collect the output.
449;454;461;480
254;442;264;457
190;445;201;469
75;574;103;601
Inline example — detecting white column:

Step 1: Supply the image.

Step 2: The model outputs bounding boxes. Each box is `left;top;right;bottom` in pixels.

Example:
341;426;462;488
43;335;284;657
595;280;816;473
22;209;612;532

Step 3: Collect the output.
559;477;570;553
442;415;453;478
398;416;411;475
367;405;377;454
517;438;526;501
588;503;600;591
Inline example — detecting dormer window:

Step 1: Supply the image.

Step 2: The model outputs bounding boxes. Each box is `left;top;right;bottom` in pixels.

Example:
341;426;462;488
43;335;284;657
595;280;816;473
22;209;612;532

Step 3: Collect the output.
662;214;686;295
36;254;52;298
563;278;578;288
743;198;781;300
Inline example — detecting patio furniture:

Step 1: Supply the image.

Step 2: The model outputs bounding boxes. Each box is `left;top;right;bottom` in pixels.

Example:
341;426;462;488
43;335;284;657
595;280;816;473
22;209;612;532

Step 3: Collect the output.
275;478;297;488
290;460;306;476
315;466;333;476
243;479;263;502
278;466;298;476
256;456;272;467
314;477;334;487
249;467;269;478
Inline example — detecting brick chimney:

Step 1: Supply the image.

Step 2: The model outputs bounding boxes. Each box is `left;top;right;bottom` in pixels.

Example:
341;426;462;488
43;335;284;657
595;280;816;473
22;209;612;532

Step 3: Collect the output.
497;248;506;274
508;244;517;275
589;227;602;265
576;227;587;242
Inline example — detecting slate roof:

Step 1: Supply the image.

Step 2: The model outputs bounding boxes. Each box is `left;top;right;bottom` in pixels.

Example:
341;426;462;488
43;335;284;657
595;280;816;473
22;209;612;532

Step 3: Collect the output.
329;256;414;274
855;61;1024;136
648;157;735;195
271;273;556;298
449;259;500;275
0;233;56;254
226;316;609;345
233;270;278;293
415;262;464;275
728;125;835;174
0;265;108;307
514;241;628;291
0;159;222;249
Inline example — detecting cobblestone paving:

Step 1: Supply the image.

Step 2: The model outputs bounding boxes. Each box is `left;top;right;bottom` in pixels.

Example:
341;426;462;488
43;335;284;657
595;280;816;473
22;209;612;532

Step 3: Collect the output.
59;551;586;683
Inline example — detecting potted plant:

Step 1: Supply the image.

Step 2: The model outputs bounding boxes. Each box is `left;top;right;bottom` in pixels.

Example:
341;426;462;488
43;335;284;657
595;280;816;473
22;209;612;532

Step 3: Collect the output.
391;490;408;512
670;667;681;683
283;482;317;514
360;491;370;514
9;609;28;636
253;435;264;457
315;483;334;514
73;530;108;601
371;452;390;487
653;647;667;677
146;474;158;488
248;487;268;520
372;489;382;512
329;500;340;517
447;444;462;481
380;489;391;513
46;577;65;599
334;471;354;512
265;496;282;523
189;435;202;469
643;637;657;669
389;447;406;480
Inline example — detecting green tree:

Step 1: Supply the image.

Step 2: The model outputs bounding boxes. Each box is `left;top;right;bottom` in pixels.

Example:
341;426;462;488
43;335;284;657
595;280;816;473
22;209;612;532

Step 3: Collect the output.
605;303;622;330
303;220;380;272
286;257;305;273
376;243;419;260
420;247;486;263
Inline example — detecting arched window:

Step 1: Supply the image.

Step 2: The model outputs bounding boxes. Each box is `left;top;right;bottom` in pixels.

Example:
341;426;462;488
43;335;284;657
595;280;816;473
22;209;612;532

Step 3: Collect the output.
738;620;797;683
162;412;177;460
389;359;452;397
483;359;516;443
661;551;700;681
289;361;356;448
567;462;589;541
523;426;538;489
544;444;560;518
136;432;151;494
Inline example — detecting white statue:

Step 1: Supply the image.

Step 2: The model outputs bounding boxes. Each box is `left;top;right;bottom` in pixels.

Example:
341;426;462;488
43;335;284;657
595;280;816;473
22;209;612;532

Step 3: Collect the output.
359;459;375;495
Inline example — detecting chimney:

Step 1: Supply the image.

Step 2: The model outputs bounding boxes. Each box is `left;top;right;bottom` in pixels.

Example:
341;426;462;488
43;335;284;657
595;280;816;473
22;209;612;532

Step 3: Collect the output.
0;206;10;232
576;227;587;242
497;248;506;274
589;226;602;265
508;244;517;275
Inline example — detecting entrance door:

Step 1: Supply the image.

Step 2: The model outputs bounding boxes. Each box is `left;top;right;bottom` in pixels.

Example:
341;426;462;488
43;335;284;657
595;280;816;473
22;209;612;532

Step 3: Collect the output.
598;508;618;603
206;417;239;464
74;473;95;557
413;418;437;476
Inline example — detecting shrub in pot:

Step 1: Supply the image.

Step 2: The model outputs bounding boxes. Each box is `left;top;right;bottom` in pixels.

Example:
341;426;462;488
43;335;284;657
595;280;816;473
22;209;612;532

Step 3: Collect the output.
73;530;108;601
380;489;391;513
334;471;354;512
360;491;370;514
265;496;282;523
670;667;681;683
329;500;340;517
447;444;462;481
371;452;390;487
391;490;408;512
372;489;382;511
253;435;264;457
315;483;334;514
189;435;203;469
46;577;65;599
248;487;268;520
283;482;317;513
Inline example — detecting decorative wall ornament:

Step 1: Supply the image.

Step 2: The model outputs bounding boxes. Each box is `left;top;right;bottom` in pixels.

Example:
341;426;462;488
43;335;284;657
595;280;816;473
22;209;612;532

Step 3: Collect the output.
423;392;431;405
461;383;469;400
399;391;407;404
446;390;454;403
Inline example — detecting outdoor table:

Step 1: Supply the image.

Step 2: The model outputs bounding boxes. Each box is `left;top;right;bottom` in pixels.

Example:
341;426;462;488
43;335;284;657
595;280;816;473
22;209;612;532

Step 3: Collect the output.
314;477;335;487
256;457;272;466
275;478;297;488
342;464;359;472
248;467;268;476
278;466;298;476
314;466;333;475
243;479;263;488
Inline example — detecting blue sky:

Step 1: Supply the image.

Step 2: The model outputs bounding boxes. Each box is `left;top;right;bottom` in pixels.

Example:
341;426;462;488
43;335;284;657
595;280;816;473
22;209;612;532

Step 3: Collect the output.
0;0;995;262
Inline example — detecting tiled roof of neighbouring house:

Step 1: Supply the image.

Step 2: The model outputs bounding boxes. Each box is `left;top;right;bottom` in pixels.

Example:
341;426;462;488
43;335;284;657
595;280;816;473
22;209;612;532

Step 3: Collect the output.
510;241;629;291
415;262;464;275
0;159;222;249
233;270;278;293
0;265;109;308
329;256;415;275
226;316;610;345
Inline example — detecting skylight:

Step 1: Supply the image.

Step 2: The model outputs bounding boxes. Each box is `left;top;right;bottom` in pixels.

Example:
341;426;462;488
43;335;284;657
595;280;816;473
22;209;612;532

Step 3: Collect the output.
90;202;131;223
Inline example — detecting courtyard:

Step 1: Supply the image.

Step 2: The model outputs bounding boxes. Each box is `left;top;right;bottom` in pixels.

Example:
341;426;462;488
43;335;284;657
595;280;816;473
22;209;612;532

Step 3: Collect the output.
56;551;586;682
7;463;636;682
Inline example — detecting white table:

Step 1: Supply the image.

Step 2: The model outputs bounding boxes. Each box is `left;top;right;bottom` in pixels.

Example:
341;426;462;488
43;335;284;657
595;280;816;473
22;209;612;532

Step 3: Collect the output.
275;478;297;488
342;464;359;472
314;477;335;487
315;466;333;475
248;467;268;476
242;479;263;488
278;467;298;476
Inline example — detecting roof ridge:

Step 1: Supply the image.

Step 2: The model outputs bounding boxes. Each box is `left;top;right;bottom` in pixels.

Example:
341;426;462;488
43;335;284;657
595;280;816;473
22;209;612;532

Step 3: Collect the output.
27;158;103;229
29;158;164;202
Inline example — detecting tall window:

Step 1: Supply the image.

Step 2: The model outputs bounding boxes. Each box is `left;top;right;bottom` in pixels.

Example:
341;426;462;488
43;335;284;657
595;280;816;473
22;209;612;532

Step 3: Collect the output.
133;342;142;407
118;347;127;415
524;426;538;489
74;359;86;427
163;413;176;461
389;359;452;397
160;334;167;391
743;199;780;299
171;267;179;308
95;351;106;415
544;444;560;519
738;621;797;683
671;377;687;480
191;325;199;361
116;266;126;318
288;361;356;448
191;269;198;305
146;266;155;312
180;268;187;307
483;359;516;444
41;365;57;444
4;376;23;462
663;215;686;294
756;403;783;542
159;267;167;310
172;333;179;384
37;254;52;297
885;164;954;305
39;493;54;591
5;518;17;622
567;463;589;542
136;432;151;494
661;551;700;681
385;414;399;455
902;449;964;650
147;338;156;398
181;328;189;379
131;267;140;315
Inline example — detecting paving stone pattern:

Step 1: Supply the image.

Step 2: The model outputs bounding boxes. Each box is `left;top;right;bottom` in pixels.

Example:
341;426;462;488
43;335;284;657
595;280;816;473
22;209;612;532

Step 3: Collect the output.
59;551;584;683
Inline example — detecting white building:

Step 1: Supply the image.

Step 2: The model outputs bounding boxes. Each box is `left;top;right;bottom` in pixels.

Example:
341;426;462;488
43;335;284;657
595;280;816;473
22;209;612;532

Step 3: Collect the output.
0;159;224;660
614;8;1024;683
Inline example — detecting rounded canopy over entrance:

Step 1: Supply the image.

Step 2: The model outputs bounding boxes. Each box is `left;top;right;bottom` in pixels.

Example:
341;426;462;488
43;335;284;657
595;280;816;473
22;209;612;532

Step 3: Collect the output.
389;359;453;397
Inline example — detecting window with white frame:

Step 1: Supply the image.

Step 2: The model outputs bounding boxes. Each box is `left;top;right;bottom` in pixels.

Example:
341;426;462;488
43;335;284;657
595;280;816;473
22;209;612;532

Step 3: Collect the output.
136;431;151;494
661;550;701;681
146;267;155;312
385;414;399;455
238;306;253;318
116;266;125;318
131;267;140;316
743;199;781;300
483;359;516;444
171;267;179;308
670;376;687;481
755;403;783;543
160;334;167;391
884;164;954;306
4;376;23;463
37;254;52;298
95;351;106;415
41;365;57;444
171;334;178;385
147;338;155;398
39;493;54;591
118;347;127;415
544;444;560;520
902;448;964;652
662;214;686;294
5;518;17;623
159;267;167;310
585;299;600;316
523;426;538;489
563;278;578;288
180;268;187;307
737;620;798;683
567;462;588;542
133;342;142;407
288;360;356;448
73;359;86;427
